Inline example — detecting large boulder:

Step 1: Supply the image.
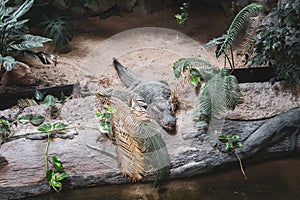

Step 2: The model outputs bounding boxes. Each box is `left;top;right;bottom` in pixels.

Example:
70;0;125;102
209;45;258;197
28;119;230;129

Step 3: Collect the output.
0;89;299;199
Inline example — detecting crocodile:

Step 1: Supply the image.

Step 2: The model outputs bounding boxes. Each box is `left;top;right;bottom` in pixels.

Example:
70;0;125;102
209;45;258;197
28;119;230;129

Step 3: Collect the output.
113;58;176;131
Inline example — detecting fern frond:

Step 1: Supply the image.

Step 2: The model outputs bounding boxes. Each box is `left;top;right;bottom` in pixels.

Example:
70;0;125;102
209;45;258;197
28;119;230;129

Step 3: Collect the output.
197;69;242;120
113;121;145;182
173;58;218;81
205;2;265;58
96;89;170;182
135;120;170;186
240;13;265;56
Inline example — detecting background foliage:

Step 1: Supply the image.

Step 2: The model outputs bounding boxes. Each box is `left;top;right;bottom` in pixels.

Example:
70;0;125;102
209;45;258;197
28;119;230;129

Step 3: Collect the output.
250;0;300;85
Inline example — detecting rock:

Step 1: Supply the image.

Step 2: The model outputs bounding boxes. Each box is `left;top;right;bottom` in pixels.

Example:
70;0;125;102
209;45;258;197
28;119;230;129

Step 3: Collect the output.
116;0;137;12
84;0;116;15
226;82;300;120
0;155;8;167
133;0;163;14
0;93;299;199
0;61;36;86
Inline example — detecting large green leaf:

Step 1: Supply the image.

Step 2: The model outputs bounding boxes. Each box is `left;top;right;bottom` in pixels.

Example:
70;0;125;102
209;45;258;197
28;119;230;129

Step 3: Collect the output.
10;41;44;51
10;34;52;51
22;34;52;44
197;69;242;120
6;19;29;32
0;2;14;19
4;0;34;23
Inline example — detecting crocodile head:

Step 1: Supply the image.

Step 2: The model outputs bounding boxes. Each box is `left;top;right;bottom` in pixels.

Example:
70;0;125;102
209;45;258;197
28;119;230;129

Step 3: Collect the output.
148;100;176;131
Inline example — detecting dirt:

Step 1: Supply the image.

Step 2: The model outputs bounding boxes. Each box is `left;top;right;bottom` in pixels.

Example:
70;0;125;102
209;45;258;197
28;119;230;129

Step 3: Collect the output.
23;4;231;87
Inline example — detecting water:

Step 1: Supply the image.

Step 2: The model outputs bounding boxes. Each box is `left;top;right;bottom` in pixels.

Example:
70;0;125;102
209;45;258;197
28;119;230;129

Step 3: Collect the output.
26;158;300;200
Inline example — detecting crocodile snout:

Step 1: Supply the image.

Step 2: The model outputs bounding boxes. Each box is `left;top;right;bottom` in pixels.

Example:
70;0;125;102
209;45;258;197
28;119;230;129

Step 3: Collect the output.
163;116;176;131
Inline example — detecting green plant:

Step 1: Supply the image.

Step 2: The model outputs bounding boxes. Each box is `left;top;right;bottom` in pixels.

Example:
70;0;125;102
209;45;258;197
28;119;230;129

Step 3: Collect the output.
40;14;73;47
175;1;190;26
34;91;65;119
18;114;45;126
218;134;247;179
173;58;243;127
0;118;12;143
0;0;52;71
205;2;266;68
250;0;300;85
38;122;69;192
0;110;68;191
96;104;116;137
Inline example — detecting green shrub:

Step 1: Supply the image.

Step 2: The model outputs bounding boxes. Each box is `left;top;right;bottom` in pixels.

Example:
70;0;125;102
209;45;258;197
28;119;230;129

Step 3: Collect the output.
0;0;52;71
40;14;73;47
250;0;300;85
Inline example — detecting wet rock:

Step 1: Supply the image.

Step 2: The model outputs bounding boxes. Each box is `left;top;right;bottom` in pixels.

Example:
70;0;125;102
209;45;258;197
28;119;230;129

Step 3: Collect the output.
0;62;36;86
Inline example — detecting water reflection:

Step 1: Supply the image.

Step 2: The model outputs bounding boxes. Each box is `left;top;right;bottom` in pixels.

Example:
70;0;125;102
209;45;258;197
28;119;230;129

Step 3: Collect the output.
26;158;300;200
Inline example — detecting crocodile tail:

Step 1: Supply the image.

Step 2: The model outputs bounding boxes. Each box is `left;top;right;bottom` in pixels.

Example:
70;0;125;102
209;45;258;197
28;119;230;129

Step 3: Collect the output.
113;58;140;88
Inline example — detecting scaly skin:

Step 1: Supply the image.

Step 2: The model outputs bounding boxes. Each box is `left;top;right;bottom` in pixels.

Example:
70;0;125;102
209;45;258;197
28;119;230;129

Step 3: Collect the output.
113;58;176;131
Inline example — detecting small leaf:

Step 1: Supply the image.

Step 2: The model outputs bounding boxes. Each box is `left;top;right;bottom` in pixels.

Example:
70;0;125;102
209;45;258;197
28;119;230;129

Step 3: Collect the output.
54;172;68;181
52;156;64;171
38;123;53;133
46;170;54;181
190;68;200;77
53;122;68;130
102;113;112;121
43;95;57;106
18;114;33;124
96;111;104;118
218;134;228;142
34;90;44;101
107;107;116;114
236;142;243;148
102;104;109;110
60;92;65;103
30;115;45;126
189;77;199;87
49;179;62;192
225;142;234;150
174;14;183;20
99;122;112;134
231;135;240;142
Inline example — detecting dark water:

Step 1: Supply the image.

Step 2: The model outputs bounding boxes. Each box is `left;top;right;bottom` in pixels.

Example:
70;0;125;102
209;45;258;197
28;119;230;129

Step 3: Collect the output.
26;158;300;200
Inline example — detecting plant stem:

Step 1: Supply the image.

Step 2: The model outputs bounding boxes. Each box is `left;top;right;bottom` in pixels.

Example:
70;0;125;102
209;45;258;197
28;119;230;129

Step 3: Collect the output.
224;52;233;69
45;133;51;172
233;150;247;180
230;46;235;69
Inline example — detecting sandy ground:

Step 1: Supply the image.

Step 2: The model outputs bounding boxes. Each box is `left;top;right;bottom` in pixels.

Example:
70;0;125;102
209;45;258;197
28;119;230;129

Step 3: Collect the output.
27;4;230;87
